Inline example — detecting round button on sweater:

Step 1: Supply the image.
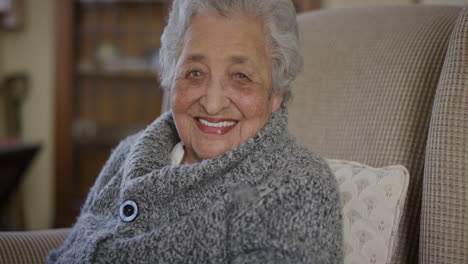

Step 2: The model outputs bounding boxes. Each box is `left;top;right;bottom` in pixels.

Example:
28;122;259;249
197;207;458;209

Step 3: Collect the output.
119;200;138;222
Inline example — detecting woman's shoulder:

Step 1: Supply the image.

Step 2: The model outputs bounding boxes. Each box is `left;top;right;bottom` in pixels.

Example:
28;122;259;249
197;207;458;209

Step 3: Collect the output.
273;144;339;201
108;131;143;166
281;143;333;178
88;131;144;191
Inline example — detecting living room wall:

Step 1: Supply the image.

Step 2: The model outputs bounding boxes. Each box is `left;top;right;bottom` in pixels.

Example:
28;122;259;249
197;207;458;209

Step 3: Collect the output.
0;0;54;230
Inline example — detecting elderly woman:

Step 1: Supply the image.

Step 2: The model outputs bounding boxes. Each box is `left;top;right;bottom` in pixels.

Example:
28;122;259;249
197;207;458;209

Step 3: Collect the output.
47;0;342;263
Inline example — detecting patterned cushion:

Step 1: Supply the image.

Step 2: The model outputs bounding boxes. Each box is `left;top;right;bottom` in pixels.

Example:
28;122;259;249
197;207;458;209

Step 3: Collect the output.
327;159;410;264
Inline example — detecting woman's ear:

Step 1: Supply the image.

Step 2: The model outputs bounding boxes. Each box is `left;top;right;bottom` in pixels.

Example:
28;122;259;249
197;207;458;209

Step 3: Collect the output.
271;94;283;112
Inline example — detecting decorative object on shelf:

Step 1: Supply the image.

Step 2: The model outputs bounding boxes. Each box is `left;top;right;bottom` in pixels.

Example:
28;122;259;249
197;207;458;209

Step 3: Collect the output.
95;42;122;70
1;73;29;138
72;119;98;140
94;43;159;73
144;48;160;72
0;0;24;30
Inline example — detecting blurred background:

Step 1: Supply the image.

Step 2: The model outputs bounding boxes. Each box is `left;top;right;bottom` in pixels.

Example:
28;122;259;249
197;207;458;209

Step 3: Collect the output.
0;0;465;231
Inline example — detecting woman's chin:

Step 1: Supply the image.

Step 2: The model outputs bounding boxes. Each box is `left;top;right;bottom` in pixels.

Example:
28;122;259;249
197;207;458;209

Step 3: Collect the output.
194;144;234;161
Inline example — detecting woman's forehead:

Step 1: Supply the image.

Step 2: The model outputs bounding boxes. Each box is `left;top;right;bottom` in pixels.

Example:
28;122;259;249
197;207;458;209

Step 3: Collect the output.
179;13;270;64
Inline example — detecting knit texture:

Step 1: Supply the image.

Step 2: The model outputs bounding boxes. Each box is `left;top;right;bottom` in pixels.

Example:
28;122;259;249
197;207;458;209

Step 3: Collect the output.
46;106;343;263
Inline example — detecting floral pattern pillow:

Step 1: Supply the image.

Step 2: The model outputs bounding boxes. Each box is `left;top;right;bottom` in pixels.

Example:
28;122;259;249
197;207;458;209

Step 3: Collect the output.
326;159;410;264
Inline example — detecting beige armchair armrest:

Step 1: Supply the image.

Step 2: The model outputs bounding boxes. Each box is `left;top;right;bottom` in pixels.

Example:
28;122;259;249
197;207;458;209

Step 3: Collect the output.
0;228;70;264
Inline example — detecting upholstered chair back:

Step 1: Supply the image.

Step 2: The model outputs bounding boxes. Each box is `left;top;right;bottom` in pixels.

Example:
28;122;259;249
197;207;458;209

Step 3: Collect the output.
421;6;467;264
289;5;466;264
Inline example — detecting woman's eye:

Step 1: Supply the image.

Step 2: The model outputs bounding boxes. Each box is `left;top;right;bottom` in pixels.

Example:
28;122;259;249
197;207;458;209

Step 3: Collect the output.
188;71;202;78
234;73;248;80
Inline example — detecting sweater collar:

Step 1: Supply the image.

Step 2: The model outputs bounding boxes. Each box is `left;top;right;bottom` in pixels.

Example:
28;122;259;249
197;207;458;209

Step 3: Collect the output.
123;105;291;183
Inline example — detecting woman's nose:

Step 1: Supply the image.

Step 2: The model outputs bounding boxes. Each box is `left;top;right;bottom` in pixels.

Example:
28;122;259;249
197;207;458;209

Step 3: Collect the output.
199;81;230;115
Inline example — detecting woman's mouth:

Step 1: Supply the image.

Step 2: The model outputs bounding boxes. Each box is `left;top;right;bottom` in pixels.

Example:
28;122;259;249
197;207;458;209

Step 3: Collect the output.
194;117;238;135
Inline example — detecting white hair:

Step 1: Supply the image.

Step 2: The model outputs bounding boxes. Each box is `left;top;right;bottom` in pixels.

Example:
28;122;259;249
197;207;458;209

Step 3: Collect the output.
159;0;303;100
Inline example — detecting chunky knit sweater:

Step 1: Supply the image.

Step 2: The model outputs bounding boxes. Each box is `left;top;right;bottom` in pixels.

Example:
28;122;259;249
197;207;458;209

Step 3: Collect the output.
47;106;343;264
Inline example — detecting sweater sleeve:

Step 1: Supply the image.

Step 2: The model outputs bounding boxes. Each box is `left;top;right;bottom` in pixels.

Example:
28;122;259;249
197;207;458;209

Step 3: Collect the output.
46;134;138;263
81;133;139;214
228;157;344;264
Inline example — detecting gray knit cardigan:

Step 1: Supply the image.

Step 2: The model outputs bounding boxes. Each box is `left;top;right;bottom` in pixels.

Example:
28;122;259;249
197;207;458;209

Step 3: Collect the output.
47;106;343;264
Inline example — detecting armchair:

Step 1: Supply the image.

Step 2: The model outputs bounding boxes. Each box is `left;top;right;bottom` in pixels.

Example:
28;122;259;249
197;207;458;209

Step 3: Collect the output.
1;4;466;264
289;4;467;264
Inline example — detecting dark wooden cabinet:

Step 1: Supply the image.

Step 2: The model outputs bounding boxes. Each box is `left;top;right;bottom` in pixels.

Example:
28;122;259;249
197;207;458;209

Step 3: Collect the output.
54;0;171;227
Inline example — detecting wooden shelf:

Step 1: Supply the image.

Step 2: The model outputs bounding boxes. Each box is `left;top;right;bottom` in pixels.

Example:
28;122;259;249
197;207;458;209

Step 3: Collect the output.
74;138;119;148
76;69;158;79
73;122;145;146
77;0;170;4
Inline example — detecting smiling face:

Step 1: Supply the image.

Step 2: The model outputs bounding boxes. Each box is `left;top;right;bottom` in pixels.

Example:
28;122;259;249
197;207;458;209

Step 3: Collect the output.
171;11;283;164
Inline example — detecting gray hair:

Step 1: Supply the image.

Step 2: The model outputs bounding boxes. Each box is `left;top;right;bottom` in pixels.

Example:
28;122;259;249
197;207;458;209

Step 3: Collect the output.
159;0;303;99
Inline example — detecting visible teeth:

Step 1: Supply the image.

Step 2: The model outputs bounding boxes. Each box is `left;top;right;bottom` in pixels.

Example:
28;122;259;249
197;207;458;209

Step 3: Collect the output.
199;118;237;127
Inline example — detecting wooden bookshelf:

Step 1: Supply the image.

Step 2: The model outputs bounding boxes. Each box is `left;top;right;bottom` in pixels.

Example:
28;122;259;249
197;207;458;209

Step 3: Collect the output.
55;0;168;227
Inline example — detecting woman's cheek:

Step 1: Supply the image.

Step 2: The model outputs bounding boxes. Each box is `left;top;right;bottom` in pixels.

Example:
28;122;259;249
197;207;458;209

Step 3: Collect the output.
233;91;271;118
172;82;199;109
